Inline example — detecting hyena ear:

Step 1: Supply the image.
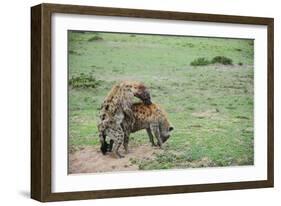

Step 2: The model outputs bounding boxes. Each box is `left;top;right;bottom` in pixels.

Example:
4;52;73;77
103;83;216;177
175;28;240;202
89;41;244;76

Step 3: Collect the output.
169;127;174;131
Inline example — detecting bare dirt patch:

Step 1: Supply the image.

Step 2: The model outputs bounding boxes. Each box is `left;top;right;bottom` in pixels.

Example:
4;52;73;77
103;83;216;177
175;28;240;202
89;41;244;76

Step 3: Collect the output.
69;144;161;174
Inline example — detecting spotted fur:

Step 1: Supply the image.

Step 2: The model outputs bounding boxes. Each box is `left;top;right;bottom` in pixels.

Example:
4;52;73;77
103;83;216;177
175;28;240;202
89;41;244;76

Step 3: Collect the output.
98;80;151;158
104;102;173;155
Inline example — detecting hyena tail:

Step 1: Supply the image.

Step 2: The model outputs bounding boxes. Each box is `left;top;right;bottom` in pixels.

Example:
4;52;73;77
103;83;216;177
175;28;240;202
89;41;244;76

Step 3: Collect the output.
99;130;114;155
100;142;108;155
100;132;108;155
100;138;114;155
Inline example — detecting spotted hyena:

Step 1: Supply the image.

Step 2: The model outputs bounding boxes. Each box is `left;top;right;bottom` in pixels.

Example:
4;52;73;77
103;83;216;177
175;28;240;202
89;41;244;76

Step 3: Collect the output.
104;102;174;156
98;80;152;158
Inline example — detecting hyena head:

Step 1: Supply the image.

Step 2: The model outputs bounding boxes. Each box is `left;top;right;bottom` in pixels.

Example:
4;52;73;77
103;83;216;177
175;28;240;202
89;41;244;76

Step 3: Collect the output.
159;119;174;143
123;80;152;105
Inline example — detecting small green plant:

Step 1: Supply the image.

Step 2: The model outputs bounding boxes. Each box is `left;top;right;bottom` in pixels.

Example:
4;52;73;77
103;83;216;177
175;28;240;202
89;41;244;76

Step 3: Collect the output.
190;57;211;66
238;62;243;66
69;73;101;88
155;152;178;163
69;50;80;55
88;35;103;42
211;56;233;65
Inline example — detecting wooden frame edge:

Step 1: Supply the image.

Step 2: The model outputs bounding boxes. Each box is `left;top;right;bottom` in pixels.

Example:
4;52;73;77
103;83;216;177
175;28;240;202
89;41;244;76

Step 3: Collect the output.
31;3;53;202
43;180;272;202
42;3;274;24
267;18;274;187
31;4;43;201
31;3;274;202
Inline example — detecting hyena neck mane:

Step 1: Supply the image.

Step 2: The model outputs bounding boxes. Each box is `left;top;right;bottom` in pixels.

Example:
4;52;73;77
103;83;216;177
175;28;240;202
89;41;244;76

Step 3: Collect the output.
101;80;150;120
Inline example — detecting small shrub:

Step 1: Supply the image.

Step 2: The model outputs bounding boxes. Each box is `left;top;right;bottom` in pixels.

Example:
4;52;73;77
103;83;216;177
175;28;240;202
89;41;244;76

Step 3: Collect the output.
235;48;242;52
69;50;75;54
88;35;103;42
238;62;243;66
211;56;233;65
190;57;211;66
69;50;80;55
69;73;101;88
155;153;178;164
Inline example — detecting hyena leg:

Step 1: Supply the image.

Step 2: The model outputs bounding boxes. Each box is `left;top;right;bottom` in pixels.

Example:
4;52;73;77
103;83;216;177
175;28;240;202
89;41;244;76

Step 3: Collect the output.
121;122;130;154
112;141;123;158
146;128;156;146
123;132;129;154
108;127;125;158
150;124;163;148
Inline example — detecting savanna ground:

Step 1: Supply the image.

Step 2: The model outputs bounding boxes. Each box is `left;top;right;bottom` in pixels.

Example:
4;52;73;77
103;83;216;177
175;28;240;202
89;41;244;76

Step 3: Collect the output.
68;31;254;174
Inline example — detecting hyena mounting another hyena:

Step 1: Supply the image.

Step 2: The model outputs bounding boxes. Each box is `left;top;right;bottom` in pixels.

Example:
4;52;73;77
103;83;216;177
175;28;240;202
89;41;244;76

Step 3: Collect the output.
104;102;174;155
98;80;151;158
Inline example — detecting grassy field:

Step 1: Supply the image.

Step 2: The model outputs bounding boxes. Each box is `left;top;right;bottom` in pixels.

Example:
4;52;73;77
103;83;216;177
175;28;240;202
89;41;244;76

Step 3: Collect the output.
68;31;254;170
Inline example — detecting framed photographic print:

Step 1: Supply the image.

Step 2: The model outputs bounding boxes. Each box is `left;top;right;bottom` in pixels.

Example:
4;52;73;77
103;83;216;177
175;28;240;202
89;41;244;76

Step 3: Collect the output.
31;3;274;202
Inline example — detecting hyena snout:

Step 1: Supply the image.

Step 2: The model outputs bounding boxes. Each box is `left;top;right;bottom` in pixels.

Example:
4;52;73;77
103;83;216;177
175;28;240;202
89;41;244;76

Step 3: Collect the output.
161;126;174;143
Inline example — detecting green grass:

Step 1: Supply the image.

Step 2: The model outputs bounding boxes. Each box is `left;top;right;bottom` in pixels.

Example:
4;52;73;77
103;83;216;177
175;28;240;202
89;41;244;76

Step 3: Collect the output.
68;31;254;169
